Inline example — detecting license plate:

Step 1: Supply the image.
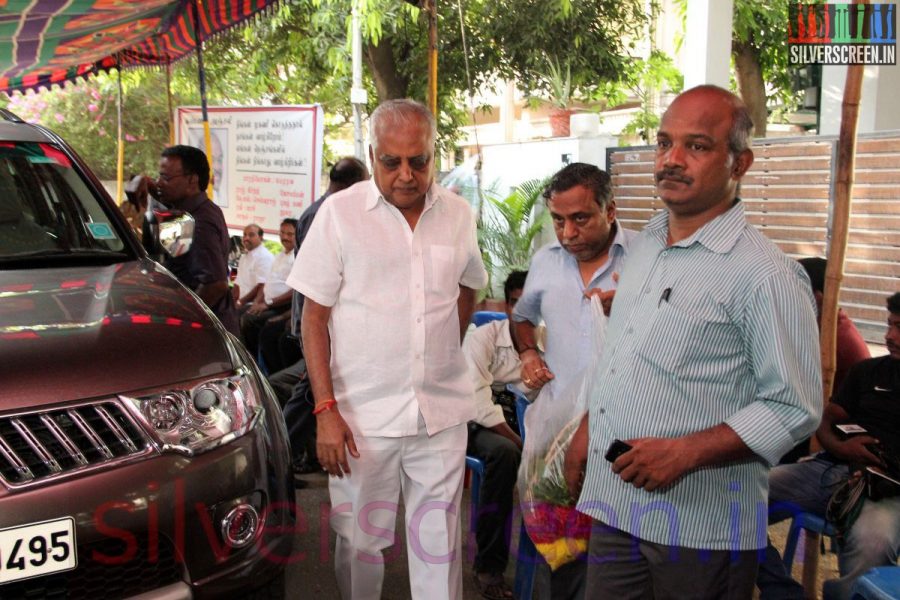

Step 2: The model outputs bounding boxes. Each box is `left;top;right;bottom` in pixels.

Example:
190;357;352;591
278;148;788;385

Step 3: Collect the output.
0;517;77;584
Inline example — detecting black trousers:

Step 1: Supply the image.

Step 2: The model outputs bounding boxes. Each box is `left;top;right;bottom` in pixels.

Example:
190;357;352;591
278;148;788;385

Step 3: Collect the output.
240;307;288;359
584;521;759;600
281;374;317;466
259;319;301;375
467;423;521;575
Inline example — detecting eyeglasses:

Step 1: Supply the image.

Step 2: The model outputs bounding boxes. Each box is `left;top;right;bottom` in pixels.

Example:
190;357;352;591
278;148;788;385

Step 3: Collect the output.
157;172;187;183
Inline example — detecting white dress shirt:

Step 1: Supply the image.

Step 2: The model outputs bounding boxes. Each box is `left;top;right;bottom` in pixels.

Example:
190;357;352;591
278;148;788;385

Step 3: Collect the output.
234;243;273;296
287;180;489;437
263;250;294;304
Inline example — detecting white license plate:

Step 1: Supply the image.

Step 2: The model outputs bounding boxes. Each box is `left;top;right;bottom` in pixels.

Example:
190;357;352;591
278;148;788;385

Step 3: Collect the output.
0;517;77;584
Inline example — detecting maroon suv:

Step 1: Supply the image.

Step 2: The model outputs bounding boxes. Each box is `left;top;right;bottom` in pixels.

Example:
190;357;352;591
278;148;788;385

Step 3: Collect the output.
0;112;294;598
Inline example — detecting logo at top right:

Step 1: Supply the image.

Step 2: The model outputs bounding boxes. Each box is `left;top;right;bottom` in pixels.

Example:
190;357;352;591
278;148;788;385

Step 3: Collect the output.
788;3;896;65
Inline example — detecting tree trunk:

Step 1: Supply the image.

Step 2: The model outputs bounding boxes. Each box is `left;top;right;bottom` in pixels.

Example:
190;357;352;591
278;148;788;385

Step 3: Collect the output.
364;39;409;101
733;41;768;138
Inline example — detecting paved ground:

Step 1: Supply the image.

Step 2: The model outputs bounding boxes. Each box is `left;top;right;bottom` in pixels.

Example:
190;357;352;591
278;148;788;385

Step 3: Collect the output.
285;473;838;600
285;471;520;599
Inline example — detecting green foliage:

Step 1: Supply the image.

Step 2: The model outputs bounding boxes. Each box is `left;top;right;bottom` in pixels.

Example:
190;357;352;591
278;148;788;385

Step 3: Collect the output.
478;0;646;100
478;178;549;297
599;50;683;144
673;0;803;128
6;70;182;180
731;0;801;113
263;239;284;255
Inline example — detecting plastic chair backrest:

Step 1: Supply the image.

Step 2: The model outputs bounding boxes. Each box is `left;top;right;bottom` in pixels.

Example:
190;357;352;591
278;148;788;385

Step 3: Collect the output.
471;311;507;327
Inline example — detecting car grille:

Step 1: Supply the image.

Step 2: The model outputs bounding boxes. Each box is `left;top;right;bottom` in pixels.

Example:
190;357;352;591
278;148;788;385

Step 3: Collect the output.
0;534;183;599
0;402;152;487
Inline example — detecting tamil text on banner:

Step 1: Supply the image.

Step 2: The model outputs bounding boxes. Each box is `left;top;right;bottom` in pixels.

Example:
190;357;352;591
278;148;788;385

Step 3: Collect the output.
176;105;324;234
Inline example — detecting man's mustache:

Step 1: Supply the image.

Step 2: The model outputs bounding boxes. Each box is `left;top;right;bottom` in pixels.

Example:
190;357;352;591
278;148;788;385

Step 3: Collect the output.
655;169;693;185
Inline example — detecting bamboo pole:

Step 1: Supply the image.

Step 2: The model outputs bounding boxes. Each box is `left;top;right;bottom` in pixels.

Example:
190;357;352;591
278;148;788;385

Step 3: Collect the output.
800;54;866;600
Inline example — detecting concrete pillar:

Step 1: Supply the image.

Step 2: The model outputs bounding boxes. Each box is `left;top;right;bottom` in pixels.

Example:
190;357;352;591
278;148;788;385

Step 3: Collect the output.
820;64;900;135
683;0;734;89
500;80;516;142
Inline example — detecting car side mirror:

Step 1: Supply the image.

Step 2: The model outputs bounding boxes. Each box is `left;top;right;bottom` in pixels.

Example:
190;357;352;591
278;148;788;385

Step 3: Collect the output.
152;209;195;258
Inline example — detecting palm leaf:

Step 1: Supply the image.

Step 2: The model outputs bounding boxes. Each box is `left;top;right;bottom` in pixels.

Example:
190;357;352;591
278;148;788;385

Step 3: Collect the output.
478;177;550;295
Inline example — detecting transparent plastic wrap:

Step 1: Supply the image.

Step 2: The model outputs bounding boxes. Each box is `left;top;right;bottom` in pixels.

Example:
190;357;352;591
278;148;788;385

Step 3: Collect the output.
518;295;608;570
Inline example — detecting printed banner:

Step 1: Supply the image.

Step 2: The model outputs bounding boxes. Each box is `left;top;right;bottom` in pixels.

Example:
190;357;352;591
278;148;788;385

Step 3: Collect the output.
176;105;324;234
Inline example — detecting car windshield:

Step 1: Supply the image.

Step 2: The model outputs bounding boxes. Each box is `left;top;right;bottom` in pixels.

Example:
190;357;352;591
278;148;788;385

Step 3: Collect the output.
0;140;128;265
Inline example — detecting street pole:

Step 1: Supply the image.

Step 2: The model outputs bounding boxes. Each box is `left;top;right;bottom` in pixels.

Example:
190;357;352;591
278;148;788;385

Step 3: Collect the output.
351;0;367;161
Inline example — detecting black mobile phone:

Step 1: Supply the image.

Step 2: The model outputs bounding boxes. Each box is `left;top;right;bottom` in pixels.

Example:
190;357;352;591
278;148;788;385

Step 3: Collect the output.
605;439;633;463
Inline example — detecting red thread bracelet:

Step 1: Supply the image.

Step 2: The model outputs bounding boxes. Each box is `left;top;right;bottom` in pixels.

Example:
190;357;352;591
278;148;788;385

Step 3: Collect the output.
312;399;337;415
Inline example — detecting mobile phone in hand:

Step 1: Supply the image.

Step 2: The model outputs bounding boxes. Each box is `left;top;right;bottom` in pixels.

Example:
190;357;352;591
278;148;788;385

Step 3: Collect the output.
834;423;867;440
605;439;633;462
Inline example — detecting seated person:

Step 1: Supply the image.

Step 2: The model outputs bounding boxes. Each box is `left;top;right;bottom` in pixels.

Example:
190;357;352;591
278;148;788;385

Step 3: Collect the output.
258;313;301;376
233;223;273;310
780;257;871;464
240;218;297;358
758;292;900;600
464;271;539;600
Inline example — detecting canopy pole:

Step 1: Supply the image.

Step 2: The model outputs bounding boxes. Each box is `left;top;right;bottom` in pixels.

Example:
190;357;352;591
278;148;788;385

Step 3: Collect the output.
116;57;125;206
801;21;867;596
165;57;175;146
191;0;214;200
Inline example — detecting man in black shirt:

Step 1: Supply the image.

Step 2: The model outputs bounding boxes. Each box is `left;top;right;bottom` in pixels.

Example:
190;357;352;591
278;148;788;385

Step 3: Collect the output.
759;292;900;599
156;145;239;335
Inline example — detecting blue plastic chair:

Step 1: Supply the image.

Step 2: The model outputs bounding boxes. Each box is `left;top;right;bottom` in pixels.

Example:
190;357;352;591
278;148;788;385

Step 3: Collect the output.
466;455;486;532
851;566;900;600
508;385;542;600
471;310;507;327
782;512;838;572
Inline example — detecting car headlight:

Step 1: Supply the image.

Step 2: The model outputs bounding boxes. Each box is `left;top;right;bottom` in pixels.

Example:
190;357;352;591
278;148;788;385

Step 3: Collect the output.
125;369;262;456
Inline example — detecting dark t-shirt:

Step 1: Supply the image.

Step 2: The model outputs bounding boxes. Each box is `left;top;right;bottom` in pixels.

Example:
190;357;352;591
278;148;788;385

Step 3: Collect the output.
289;192;329;336
164;192;239;335
833;355;900;452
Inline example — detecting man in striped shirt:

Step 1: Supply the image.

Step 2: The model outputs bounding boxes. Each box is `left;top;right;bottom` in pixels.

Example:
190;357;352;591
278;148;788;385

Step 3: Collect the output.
564;85;822;599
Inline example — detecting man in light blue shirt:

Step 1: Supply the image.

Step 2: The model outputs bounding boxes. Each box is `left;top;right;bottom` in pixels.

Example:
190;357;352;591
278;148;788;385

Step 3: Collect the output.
512;162;635;600
564;85;822;599
513;162;635;398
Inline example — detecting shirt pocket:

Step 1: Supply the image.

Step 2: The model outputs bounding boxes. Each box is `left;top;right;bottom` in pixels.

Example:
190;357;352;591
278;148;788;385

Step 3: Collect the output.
634;298;735;376
428;244;460;295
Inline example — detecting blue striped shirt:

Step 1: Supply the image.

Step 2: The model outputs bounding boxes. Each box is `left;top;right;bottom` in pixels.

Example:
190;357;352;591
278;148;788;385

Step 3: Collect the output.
577;201;822;550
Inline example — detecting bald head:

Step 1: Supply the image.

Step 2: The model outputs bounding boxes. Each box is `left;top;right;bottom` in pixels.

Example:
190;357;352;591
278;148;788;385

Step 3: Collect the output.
327;157;369;194
668;85;755;161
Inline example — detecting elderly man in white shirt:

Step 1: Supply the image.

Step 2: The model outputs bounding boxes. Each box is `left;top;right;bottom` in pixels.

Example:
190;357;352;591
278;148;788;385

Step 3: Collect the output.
233;223;274;308
240;218;297;358
288;99;488;600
